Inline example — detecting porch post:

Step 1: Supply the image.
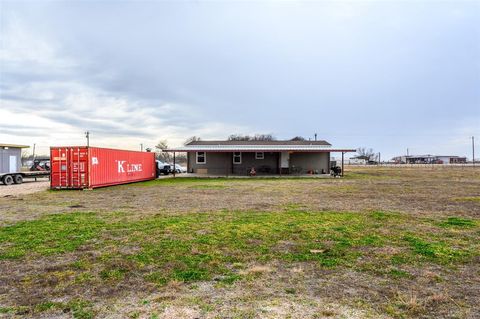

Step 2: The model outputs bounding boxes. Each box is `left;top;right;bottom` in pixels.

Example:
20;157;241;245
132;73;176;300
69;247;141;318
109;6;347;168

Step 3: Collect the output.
278;152;282;176
327;152;331;175
173;152;176;178
341;152;344;177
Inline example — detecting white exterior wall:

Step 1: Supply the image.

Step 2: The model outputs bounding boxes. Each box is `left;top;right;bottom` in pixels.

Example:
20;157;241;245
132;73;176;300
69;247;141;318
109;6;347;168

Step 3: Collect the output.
436;156;451;164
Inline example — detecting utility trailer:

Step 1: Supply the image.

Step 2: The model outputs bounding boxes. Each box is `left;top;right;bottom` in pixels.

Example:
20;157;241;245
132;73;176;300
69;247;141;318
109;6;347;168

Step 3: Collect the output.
0;170;50;185
0;143;50;185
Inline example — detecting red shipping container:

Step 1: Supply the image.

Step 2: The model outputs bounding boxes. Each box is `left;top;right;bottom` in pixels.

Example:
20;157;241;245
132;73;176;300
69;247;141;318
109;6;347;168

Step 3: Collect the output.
50;146;156;189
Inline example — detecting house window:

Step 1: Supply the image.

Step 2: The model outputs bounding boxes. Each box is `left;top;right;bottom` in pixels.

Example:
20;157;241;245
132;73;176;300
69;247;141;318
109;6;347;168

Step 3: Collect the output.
196;152;206;164
233;152;242;164
255;152;264;160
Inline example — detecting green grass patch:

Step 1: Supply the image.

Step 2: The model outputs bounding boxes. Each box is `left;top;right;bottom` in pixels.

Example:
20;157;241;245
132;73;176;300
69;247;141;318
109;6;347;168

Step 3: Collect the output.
128;176;337;188
0;209;478;289
0;212;105;259
402;234;471;263
219;273;242;285
99;268;128;281
0;306;15;314
439;217;476;228
388;268;412;278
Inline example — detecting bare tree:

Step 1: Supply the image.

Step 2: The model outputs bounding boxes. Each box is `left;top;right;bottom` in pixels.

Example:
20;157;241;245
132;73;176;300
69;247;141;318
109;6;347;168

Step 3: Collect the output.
184;136;201;145
290;136;306;141
155;140;171;163
252;134;275;141
21;151;31;166
228;134;249;141
356;147;376;161
228;134;275;141
174;153;187;164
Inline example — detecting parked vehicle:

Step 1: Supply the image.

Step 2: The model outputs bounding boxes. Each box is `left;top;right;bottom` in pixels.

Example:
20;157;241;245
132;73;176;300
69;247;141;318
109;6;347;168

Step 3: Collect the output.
50;147;156;189
156;160;172;176
170;163;187;173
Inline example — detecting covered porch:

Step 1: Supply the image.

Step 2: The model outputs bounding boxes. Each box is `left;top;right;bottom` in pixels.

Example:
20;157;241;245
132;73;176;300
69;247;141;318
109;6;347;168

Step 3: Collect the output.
163;148;356;177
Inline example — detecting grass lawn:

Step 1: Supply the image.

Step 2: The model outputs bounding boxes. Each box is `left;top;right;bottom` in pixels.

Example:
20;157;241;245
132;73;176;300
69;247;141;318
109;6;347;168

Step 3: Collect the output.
0;167;479;318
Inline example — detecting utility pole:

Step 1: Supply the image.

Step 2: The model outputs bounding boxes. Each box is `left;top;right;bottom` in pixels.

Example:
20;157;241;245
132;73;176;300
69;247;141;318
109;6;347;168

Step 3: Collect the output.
140;143;143;152
473;136;476;167
85;131;90;147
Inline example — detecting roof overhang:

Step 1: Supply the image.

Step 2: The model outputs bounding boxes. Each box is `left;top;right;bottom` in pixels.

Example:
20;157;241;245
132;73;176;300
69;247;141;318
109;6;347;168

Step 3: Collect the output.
0;144;30;148
163;145;356;153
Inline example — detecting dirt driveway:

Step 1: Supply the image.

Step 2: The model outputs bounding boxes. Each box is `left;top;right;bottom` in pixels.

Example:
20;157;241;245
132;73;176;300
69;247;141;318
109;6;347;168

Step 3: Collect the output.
0;179;50;197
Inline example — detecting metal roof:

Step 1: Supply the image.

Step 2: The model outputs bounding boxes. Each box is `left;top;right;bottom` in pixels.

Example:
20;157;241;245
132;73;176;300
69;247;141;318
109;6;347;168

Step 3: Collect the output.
163;144;355;153
186;140;332;146
0;143;30;148
164;139;354;152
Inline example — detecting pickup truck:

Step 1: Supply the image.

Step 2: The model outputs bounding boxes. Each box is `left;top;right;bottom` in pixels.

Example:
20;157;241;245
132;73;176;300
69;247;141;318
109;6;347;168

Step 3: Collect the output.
156;160;171;176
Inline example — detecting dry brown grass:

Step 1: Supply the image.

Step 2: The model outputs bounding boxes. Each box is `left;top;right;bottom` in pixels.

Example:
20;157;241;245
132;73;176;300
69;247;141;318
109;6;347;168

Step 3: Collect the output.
2;166;479;227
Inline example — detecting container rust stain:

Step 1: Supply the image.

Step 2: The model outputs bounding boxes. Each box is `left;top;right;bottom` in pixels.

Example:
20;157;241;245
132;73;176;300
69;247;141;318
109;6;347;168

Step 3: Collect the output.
50;147;156;189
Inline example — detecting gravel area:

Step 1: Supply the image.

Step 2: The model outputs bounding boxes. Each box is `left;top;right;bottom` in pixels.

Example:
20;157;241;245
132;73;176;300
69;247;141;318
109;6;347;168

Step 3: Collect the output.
0;179;50;197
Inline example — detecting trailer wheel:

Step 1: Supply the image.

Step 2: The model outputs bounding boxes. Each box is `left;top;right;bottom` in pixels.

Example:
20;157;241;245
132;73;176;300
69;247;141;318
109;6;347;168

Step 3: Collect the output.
14;175;23;184
2;175;14;186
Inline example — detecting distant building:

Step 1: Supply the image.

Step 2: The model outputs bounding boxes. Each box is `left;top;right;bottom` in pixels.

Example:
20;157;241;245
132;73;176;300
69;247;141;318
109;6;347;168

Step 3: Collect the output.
392;155;467;164
1;144;29;175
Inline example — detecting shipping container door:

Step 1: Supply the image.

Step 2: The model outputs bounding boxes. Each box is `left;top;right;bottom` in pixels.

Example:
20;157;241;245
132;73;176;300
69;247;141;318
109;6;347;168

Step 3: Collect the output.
51;148;68;188
69;147;89;188
51;147;89;188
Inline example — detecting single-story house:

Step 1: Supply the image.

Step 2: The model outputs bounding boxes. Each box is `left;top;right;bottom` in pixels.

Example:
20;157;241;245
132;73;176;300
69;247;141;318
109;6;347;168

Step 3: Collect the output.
162;140;355;176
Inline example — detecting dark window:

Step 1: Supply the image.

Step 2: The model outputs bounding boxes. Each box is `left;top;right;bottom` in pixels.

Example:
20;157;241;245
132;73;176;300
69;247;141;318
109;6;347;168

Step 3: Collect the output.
196;152;206;164
233;152;242;164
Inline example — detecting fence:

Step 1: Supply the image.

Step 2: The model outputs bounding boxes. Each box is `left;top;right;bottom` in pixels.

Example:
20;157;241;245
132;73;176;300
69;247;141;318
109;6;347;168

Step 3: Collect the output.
345;163;478;168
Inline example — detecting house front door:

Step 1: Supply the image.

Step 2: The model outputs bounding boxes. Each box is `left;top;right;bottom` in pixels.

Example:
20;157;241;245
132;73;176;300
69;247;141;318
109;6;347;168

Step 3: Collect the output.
280;152;290;174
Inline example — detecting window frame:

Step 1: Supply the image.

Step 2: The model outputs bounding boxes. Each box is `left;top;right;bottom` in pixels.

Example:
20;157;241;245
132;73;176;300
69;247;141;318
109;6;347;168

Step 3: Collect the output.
255;152;264;160
233;152;242;164
196;152;206;164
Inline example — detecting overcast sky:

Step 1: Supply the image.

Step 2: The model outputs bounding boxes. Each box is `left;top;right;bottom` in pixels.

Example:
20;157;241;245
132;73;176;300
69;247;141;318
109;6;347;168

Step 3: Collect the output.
0;0;479;159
